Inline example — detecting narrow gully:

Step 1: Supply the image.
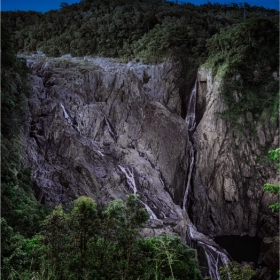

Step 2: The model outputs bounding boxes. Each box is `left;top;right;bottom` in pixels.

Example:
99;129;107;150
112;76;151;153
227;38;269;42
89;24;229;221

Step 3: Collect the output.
183;79;231;280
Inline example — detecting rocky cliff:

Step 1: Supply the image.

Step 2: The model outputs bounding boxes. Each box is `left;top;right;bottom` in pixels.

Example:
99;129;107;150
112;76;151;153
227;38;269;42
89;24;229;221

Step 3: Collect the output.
23;56;189;233
21;55;279;278
192;67;279;239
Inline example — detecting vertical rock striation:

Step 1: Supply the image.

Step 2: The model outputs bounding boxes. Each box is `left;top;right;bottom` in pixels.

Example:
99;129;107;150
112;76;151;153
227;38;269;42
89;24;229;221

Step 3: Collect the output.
191;66;279;238
23;57;189;224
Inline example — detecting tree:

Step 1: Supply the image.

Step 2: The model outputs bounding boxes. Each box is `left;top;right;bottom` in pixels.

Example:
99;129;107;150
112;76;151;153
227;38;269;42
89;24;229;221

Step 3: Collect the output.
60;2;69;9
1;218;44;280
42;205;70;278
138;234;203;280
115;194;150;280
70;196;99;274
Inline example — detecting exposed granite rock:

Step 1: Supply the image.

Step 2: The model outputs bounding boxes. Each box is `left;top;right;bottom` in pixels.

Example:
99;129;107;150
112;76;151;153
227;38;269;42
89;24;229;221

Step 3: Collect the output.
20;56;279;279
23;56;279;237
23;56;188;227
253;267;272;280
191;66;279;238
258;236;279;279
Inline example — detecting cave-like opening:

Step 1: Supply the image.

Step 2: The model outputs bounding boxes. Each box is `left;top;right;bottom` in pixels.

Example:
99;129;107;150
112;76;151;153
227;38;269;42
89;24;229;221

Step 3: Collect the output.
214;235;262;264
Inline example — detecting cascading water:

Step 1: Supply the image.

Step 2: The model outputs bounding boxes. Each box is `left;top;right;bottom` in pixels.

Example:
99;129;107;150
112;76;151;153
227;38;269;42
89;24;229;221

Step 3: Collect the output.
182;145;194;211
183;80;196;210
89;140;105;157
60;103;81;134
104;116;117;142
60;103;71;123
199;242;230;280
183;80;230;280
118;165;158;220
185;80;197;131
118;165;137;195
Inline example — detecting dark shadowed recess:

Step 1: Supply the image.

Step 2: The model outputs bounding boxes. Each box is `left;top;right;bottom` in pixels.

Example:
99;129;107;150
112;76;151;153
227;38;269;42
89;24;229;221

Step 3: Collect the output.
214;235;262;264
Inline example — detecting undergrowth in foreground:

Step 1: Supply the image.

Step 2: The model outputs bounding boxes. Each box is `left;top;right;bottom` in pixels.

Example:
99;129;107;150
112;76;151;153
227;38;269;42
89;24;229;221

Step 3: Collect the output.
2;195;202;280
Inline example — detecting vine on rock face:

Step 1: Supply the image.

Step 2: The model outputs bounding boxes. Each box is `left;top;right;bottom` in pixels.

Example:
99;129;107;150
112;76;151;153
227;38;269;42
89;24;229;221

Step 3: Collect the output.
264;148;280;212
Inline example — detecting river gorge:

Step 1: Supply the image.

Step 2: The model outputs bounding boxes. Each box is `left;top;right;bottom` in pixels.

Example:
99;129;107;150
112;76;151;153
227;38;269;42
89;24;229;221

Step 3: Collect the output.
19;54;279;279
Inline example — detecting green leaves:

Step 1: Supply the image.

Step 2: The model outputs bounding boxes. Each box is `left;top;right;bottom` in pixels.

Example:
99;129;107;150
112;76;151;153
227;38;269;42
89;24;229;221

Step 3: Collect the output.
264;183;280;195
72;196;98;224
209;18;279;131
35;195;202;280
138;234;202;280
39;195;149;279
125;194;150;227
4;1;277;63
1;27;49;279
1;218;44;279
220;262;254;280
268;148;280;170
263;149;280;212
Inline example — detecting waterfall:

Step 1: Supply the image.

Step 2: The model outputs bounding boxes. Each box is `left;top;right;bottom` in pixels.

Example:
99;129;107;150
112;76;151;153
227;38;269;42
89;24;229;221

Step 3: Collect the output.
183;79;230;279
185;79;197;131
118;165;137;195
198;242;230;280
185;213;231;280
104;116;117;141
182;144;194;211
60;103;81;134
118;165;159;220
60;103;71;123
97;150;105;157
143;202;158;220
90;140;105;157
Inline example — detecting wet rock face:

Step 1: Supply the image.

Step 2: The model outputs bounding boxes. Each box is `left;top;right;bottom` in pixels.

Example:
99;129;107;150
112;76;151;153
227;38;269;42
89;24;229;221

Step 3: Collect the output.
21;56;279;279
191;67;279;238
252;236;279;280
23;57;189;225
22;56;278;243
258;236;279;275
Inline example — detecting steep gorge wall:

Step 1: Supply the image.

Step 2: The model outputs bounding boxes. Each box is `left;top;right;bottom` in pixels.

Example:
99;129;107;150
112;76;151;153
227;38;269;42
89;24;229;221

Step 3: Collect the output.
22;57;191;236
191;67;279;239
22;56;278;250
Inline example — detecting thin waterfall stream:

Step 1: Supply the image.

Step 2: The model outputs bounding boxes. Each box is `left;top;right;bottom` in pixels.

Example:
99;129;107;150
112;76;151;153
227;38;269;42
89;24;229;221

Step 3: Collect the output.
182;144;194;211
185;79;197;131
60;103;81;134
118;80;230;279
60;103;71;123
183;80;230;280
118;165;159;220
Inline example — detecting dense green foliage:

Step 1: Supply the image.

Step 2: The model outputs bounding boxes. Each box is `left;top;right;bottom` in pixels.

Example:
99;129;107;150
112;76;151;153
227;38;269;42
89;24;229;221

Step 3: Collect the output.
2;0;278;63
220;262;254;280
1;26;50;278
207;17;279;129
1;1;279;278
2;0;278;123
2;195;202;280
1;26;48;235
264;148;280;212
